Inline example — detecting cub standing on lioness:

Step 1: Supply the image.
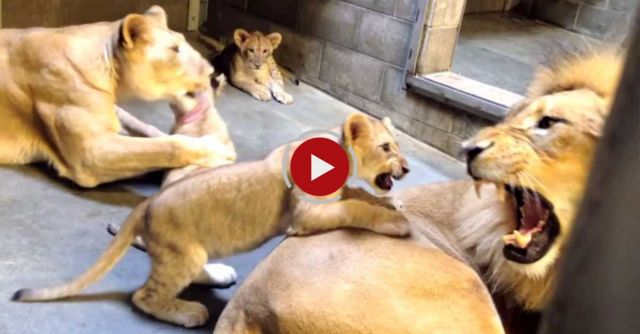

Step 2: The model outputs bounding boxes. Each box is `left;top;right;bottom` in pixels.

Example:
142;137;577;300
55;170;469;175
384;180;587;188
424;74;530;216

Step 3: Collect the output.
214;29;293;104
0;5;224;187
14;113;411;328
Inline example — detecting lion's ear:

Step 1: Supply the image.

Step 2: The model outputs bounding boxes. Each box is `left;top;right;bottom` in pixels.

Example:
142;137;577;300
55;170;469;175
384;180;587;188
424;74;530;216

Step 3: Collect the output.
144;5;168;28
382;117;395;134
344;113;372;145
120;14;151;49
266;32;282;49
234;29;251;48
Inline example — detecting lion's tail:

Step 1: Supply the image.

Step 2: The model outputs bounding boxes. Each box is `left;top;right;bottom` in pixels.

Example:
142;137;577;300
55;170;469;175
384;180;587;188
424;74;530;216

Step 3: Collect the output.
12;200;148;302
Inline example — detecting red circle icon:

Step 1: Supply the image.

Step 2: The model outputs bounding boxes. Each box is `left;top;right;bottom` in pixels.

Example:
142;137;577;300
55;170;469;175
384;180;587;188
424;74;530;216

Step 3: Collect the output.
290;137;349;197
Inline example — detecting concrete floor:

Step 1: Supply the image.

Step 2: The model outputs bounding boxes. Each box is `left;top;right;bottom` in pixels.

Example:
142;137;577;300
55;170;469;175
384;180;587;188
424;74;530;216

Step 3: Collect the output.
453;13;601;95
0;82;464;333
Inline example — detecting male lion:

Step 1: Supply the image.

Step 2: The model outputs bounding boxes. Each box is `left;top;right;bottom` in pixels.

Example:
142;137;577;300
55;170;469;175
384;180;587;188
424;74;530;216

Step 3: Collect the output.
213;52;622;333
14;113;411;328
0;5;225;187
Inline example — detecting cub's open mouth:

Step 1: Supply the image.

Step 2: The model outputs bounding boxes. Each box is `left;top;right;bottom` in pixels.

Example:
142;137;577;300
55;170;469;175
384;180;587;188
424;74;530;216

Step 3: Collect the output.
375;172;394;190
502;186;560;264
374;172;404;191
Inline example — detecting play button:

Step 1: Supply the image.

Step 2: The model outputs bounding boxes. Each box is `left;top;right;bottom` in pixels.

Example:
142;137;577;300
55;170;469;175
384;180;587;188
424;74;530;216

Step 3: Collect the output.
290;137;349;197
311;154;333;181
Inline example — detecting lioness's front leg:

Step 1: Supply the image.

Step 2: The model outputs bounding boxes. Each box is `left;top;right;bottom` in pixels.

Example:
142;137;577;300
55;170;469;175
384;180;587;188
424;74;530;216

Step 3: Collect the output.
39;104;222;187
287;198;410;237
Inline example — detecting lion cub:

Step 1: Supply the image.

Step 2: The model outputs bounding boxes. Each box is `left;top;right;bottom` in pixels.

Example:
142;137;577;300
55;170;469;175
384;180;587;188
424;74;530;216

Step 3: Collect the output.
14;114;409;328
214;28;293;104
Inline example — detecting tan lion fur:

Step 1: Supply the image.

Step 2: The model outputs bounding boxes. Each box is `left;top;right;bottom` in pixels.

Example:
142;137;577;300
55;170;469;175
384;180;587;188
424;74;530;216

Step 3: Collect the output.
0;5;229;187
213;52;623;333
14;113;411;328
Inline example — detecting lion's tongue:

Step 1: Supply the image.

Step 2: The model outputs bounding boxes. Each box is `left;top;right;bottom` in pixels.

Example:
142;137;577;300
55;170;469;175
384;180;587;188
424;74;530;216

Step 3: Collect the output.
503;192;548;248
180;92;209;124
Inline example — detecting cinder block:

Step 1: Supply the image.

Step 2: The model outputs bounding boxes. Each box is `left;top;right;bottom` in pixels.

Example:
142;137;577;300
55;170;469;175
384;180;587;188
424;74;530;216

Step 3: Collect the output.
343;0;396;15
357;12;412;66
395;0;418;21
609;0;636;11
416;26;458;74
275;28;324;78
300;0;362;48
575;4;630;39
426;0;465;27
247;0;299;28
530;0;580;30
320;43;385;101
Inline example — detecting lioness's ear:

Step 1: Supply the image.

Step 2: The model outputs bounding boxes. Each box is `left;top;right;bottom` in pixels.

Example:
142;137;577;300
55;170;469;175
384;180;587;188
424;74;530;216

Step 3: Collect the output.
144;5;168;28
344;113;372;145
234;29;251;48
120;14;150;49
266;32;282;49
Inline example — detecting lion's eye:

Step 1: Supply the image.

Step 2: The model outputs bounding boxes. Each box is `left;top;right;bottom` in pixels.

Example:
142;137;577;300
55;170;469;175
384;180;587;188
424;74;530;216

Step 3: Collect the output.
263;49;268;54
248;48;255;54
537;116;567;129
381;143;391;152
170;45;180;53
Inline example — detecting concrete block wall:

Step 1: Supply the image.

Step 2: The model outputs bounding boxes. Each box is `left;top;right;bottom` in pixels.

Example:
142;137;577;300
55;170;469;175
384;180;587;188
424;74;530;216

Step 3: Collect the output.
528;0;636;40
206;0;491;158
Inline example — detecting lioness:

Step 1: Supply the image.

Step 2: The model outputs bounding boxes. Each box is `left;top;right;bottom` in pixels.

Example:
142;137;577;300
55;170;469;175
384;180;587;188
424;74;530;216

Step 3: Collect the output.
213;29;293;104
14;113;410;328
213;53;622;333
0;5;224;187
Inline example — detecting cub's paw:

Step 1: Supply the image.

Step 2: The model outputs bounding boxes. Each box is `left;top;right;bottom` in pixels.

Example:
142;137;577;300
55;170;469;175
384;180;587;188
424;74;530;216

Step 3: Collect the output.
373;216;410;237
192;263;237;287
273;90;294;104
251;86;272;101
174;301;209;328
286;225;310;236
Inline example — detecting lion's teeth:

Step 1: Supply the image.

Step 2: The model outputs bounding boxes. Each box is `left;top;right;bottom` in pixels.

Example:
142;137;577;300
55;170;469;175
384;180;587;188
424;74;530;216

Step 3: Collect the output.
513;230;532;248
495;184;507;202
474;181;482;199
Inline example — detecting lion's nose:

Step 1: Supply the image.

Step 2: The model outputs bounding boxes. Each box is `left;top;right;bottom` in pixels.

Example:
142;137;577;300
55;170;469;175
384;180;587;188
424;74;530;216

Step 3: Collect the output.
462;140;493;165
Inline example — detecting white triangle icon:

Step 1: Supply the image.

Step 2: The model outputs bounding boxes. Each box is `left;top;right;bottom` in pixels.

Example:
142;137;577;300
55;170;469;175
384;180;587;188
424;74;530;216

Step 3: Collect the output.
311;154;334;181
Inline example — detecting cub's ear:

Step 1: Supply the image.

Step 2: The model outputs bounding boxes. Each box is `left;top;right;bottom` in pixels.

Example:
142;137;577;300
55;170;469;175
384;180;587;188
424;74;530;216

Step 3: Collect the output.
234;29;251;48
144;5;168;27
120;14;151;49
382;117;395;134
344;113;372;145
266;32;282;49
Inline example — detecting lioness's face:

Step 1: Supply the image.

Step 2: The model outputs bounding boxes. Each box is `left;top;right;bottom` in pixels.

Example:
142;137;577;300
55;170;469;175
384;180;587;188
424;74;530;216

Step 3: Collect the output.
343;114;410;193
233;29;282;70
464;89;608;275
117;6;213;101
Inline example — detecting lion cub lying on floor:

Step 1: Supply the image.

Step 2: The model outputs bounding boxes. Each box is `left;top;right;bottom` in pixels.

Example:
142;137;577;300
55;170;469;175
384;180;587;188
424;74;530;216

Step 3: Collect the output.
214;28;293;104
15;113;410;328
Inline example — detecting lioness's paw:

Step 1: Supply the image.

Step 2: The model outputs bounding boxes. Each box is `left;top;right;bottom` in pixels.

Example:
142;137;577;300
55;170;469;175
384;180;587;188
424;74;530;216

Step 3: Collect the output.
273;90;294;104
192;263;237;287
251;86;272;101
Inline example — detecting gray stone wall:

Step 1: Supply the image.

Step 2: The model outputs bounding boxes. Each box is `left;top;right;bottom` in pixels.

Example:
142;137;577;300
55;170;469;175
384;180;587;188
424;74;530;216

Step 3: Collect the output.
528;0;636;41
206;0;490;158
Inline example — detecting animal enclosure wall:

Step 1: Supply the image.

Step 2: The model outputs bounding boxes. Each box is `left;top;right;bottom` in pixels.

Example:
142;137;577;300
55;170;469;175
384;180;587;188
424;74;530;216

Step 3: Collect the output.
205;0;491;158
2;0;190;31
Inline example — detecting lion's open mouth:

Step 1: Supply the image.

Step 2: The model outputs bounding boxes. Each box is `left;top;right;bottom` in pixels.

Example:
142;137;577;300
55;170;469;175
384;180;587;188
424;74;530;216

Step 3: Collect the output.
502;186;560;264
375;173;394;191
